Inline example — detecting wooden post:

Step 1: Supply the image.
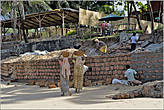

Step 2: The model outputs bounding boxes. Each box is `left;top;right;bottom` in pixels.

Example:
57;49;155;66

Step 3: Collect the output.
3;24;5;36
56;11;68;36
55;26;57;35
26;29;28;36
39;15;42;38
49;27;51;38
62;12;65;36
17;21;21;40
34;14;46;38
36;29;38;38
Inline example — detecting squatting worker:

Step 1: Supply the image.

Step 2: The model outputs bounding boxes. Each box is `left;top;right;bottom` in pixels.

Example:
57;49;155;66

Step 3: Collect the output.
94;39;107;54
124;65;142;86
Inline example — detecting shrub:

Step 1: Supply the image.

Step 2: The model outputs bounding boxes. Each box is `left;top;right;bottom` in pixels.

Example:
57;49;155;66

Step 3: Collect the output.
65;29;76;36
126;30;144;34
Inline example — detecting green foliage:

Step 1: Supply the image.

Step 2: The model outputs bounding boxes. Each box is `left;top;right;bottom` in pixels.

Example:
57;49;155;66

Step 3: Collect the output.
1;1;11;16
123;1;128;11
112;10;124;16
41;31;47;38
98;4;112;14
126;30;144;34
1;1;52;18
155;25;163;31
83;30;93;39
82;33;119;41
65;29;76;36
136;1;148;13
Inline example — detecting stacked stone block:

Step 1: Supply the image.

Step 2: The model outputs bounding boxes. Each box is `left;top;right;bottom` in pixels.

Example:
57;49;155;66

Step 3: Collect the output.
1;52;163;83
131;52;163;82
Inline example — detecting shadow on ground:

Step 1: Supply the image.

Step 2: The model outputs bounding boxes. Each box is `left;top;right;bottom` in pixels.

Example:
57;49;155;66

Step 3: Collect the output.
65;85;124;105
1;82;139;105
1;82;61;104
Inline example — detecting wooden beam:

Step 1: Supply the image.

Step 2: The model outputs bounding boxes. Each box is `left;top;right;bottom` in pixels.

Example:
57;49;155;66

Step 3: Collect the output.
23;24;33;29
25;19;39;26
47;15;61;22
24;22;36;28
51;12;74;23
44;16;61;25
40;23;57;27
26;18;51;28
65;12;78;21
42;18;59;25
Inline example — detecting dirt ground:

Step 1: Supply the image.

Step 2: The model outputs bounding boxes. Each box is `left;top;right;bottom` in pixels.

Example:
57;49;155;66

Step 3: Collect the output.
1;82;163;109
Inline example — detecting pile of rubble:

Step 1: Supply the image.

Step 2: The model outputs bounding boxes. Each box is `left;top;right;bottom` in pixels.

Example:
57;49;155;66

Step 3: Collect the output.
106;80;163;99
80;29;163;56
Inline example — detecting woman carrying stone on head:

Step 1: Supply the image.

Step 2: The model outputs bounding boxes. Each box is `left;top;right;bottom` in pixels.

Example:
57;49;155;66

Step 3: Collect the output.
72;51;85;93
59;51;72;96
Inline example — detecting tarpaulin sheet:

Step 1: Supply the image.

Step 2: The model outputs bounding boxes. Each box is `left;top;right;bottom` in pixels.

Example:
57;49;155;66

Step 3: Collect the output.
79;8;106;26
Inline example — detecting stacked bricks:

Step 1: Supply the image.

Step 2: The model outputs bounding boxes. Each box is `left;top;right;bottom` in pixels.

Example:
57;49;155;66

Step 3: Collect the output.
14;59;61;81
1;63;12;76
84;54;131;82
1;51;163;83
9;58;75;82
131;52;163;83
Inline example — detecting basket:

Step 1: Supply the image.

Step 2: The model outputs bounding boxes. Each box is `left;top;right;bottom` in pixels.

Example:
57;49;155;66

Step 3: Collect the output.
73;50;84;56
61;51;69;57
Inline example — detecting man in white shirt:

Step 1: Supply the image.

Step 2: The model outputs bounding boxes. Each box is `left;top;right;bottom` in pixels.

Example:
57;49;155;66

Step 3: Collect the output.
131;32;137;51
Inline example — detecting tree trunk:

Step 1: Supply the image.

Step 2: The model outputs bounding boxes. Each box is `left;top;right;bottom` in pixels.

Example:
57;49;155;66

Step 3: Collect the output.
158;1;163;23
26;29;29;36
131;1;142;30
147;0;155;42
13;1;17;35
127;1;130;29
18;2;28;43
48;27;51;37
128;2;133;30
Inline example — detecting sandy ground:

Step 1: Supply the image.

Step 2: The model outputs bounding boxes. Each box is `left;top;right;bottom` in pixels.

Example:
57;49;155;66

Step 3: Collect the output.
1;82;163;109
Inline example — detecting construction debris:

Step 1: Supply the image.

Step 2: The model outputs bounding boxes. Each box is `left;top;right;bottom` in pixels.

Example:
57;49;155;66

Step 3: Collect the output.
79;29;163;56
144;43;163;52
106;80;163;99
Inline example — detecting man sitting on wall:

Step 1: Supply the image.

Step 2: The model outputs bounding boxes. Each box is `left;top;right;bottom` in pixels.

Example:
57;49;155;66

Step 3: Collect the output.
124;65;142;86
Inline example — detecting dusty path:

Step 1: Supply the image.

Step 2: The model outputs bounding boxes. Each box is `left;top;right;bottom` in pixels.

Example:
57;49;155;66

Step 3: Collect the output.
1;82;163;109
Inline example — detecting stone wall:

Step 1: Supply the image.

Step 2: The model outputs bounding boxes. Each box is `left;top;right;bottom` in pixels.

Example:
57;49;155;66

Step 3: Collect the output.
131;52;163;82
1;51;163;83
1;37;76;60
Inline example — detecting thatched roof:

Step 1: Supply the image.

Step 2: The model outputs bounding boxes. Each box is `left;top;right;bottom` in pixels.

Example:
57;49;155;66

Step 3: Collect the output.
1;8;79;29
